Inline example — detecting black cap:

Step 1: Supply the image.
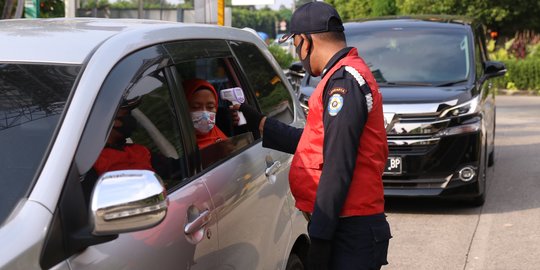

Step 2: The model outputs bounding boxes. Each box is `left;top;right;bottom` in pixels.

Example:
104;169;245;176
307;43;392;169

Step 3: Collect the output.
278;2;344;44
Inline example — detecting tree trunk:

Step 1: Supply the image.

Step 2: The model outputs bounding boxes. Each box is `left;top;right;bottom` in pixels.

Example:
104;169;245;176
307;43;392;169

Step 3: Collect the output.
2;0;15;19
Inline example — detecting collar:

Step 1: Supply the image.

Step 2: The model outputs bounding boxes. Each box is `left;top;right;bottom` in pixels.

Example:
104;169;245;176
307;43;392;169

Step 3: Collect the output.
321;47;354;78
106;139;127;150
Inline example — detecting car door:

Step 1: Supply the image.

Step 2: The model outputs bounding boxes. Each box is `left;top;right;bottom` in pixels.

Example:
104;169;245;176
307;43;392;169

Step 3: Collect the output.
64;45;220;270
473;25;496;155
163;39;298;269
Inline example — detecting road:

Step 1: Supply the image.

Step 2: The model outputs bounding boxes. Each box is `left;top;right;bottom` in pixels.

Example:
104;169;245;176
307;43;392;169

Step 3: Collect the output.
384;95;540;270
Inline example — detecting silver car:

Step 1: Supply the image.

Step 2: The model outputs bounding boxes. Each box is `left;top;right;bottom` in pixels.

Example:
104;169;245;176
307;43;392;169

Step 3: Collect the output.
0;18;308;269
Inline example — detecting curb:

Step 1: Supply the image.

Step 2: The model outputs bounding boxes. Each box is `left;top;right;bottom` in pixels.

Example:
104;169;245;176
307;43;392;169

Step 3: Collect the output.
497;89;539;96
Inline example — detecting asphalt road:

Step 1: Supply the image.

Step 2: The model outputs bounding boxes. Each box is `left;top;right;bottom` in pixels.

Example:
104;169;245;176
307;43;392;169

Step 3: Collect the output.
383;95;540;270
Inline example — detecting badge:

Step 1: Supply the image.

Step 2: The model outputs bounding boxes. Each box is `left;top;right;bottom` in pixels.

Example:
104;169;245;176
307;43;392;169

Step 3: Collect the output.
329;87;348;96
328;94;344;116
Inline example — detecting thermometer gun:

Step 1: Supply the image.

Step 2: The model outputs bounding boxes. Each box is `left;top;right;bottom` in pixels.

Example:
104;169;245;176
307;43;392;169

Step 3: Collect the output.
220;87;247;126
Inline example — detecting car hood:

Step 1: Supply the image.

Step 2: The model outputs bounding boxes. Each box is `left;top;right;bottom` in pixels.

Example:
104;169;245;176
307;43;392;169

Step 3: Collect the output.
380;85;471;104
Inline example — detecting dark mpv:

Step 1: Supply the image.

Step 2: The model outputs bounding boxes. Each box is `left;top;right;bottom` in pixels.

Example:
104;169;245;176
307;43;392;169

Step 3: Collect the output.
296;16;506;205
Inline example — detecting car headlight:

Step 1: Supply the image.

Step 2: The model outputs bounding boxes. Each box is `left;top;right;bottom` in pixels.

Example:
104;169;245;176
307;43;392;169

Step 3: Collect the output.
439;95;480;118
436;116;481;137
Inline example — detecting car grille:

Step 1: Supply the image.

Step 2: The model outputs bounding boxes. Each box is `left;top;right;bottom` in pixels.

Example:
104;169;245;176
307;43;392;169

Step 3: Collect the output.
388;144;434;155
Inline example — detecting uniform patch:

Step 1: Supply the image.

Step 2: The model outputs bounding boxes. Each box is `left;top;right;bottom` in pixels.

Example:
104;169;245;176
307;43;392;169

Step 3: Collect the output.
329;87;348;96
328;94;344;116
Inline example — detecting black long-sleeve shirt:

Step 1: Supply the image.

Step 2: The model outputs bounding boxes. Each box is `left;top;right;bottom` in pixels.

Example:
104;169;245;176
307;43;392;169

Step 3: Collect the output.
263;47;373;240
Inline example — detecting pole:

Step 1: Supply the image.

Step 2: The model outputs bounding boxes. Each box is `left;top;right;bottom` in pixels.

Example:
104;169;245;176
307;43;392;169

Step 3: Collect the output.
217;0;224;26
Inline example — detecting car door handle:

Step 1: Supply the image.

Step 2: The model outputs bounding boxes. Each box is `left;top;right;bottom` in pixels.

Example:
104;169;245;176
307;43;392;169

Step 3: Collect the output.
184;209;210;235
265;160;281;177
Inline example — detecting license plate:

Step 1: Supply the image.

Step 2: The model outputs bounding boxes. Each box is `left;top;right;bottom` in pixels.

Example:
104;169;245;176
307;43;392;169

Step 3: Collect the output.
384;157;402;175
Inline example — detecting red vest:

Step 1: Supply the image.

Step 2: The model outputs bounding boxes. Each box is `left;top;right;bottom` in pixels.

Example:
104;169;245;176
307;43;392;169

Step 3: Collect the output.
289;48;388;216
93;144;155;176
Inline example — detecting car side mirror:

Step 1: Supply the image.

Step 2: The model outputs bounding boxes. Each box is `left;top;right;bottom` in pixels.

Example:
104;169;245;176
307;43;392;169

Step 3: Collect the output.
90;170;168;236
484;61;507;79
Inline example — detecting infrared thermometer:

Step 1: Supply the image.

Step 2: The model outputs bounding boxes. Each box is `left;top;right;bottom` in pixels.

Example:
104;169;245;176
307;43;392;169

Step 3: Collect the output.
220;87;247;126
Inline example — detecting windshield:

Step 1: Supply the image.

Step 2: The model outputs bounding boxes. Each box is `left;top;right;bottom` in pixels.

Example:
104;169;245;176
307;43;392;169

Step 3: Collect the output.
0;63;80;225
347;27;471;85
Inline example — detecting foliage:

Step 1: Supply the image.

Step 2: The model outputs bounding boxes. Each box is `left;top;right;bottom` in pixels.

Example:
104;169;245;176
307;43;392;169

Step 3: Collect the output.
487;40;511;61
295;0;312;7
371;0;397;17
276;7;291;22
39;0;64;17
328;0;540;36
325;0;371;20
268;44;294;69
491;59;540;92
232;7;277;39
109;0;135;9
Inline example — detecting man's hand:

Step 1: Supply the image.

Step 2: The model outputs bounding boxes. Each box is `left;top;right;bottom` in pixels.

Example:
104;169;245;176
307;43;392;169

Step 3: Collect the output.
230;107;240;126
307;237;332;270
236;104;265;132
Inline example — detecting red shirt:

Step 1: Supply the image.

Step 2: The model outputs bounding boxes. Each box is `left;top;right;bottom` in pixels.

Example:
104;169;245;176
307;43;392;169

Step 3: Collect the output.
93;144;155;176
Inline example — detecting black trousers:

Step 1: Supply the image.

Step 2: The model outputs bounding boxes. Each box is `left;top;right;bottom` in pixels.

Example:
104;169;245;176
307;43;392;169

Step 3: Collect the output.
330;213;392;270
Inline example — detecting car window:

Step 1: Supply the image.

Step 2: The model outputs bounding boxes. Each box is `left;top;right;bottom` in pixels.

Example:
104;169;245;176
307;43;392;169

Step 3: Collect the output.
84;51;189;194
475;27;488;80
347;27;471;84
229;41;294;124
164;40;256;171
125;69;188;189
0;63;80;225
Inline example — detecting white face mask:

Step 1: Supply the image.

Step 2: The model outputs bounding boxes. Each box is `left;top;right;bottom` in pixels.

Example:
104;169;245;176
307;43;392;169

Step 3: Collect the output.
191;110;216;134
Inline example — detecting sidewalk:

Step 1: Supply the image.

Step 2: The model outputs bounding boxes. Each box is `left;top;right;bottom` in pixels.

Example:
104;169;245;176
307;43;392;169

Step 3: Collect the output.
497;89;539;95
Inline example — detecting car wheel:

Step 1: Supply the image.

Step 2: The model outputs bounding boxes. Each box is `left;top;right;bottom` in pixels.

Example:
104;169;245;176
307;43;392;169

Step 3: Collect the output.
469;148;487;207
285;253;304;270
488;112;496;167
488;149;495;167
469;190;486;207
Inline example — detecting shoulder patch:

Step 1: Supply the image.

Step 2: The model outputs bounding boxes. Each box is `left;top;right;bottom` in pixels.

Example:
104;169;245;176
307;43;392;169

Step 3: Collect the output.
329;87;348;96
328;94;344;116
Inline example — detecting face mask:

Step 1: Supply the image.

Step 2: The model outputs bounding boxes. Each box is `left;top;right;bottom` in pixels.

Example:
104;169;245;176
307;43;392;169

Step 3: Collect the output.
116;114;137;138
191;110;216;134
296;37;314;76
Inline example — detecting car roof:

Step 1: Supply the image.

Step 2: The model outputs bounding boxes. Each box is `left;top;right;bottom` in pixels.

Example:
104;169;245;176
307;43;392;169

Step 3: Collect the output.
0;18;264;64
344;15;475;30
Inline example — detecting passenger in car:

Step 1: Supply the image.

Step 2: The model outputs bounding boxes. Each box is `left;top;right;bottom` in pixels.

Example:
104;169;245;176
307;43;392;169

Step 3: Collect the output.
183;78;231;149
83;98;182;200
92;98;154;176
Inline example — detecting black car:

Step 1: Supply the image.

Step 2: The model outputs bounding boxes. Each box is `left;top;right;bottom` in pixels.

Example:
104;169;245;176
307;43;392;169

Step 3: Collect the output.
294;16;506;205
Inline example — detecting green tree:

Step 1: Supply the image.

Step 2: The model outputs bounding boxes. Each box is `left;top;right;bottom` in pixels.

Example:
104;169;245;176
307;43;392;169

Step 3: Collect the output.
232;6;278;38
295;0;313;8
40;0;64;17
326;0;371;20
371;0;396;16
395;0;540;35
329;0;540;36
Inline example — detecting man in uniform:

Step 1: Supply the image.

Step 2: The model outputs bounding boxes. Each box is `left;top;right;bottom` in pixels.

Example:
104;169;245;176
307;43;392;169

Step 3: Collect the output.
239;2;391;269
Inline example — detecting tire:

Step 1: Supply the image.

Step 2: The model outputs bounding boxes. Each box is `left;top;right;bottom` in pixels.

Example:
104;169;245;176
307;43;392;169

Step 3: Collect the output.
285;253;304;270
469;191;486;207
468;145;487;207
488;110;496;167
488;149;495;167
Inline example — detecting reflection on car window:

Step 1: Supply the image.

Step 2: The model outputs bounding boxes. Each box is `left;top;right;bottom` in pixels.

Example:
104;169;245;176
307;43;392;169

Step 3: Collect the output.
0;63;80;225
229;41;294;124
199;132;254;169
347;28;471;84
88;69;188;194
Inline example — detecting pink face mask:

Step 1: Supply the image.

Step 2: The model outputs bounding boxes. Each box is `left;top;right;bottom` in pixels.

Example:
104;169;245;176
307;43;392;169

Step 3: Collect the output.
190;110;216;134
